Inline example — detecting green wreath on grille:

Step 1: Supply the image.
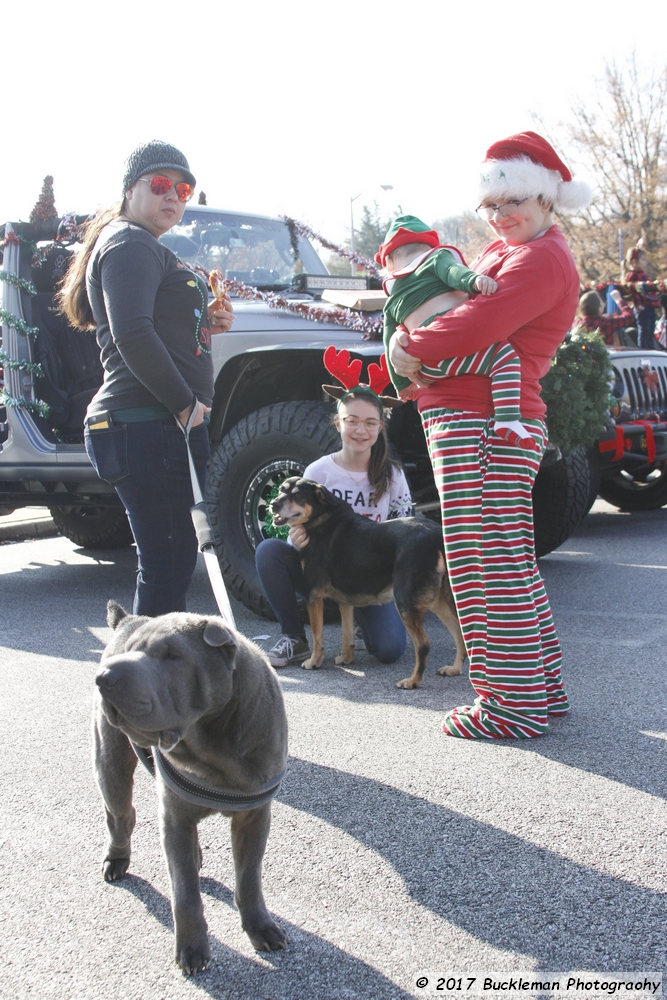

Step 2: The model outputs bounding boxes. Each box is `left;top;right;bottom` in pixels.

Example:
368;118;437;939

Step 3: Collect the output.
540;329;612;455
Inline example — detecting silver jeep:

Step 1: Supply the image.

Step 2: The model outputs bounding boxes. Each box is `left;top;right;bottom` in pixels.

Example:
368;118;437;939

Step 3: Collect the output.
2;206;667;618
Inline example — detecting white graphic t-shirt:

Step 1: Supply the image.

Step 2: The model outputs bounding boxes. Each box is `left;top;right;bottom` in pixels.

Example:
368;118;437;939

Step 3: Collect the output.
302;454;413;523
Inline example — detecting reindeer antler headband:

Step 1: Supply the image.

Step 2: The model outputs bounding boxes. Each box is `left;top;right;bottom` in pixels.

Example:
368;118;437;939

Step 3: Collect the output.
322;346;402;408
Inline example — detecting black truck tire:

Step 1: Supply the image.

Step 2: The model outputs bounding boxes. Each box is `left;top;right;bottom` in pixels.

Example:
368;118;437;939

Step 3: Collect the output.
533;447;594;558
598;467;667;510
49;505;134;549
206;401;341;618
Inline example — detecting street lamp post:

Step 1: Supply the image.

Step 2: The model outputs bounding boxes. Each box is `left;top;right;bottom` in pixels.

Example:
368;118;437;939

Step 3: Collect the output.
349;185;393;267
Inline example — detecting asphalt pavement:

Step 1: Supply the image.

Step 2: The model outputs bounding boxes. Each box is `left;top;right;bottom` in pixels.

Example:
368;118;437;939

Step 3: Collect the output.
1;500;666;1000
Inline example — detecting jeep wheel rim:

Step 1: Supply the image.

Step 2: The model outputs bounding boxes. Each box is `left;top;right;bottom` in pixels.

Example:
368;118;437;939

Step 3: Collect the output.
243;459;305;549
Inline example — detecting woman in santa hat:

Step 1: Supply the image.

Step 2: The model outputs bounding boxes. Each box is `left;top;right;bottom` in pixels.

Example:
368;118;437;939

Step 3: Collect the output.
389;131;591;739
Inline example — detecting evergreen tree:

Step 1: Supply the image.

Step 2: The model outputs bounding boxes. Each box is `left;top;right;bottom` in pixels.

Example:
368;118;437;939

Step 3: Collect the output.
353;202;394;259
553;56;667;281
29;175;57;224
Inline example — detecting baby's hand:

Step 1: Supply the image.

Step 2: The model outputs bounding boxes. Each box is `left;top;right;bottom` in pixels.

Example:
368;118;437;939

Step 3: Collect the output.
398;384;419;401
474;275;498;295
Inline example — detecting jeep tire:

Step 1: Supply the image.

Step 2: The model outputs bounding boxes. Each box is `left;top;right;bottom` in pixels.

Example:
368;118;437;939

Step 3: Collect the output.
598;467;667;510
533;447;596;558
49;504;134;549
206;401;341;618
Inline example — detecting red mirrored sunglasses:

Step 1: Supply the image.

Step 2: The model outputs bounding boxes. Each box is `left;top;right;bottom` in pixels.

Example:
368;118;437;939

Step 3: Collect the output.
139;175;195;202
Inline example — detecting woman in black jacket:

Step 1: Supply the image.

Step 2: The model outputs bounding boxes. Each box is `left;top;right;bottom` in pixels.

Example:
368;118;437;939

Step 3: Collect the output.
59;141;233;615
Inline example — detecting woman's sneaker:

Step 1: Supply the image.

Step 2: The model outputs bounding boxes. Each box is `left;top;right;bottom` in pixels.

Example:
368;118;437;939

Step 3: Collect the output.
267;635;310;667
354;626;366;651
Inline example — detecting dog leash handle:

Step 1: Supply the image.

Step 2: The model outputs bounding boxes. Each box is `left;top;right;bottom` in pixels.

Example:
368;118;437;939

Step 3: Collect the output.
176;408;237;629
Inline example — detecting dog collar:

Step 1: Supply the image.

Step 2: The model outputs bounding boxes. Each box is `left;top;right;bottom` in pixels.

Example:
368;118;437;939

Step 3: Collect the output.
132;743;286;811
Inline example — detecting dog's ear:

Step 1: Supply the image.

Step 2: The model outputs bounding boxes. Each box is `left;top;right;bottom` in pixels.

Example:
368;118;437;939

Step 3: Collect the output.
203;621;237;648
107;600;129;629
314;485;330;506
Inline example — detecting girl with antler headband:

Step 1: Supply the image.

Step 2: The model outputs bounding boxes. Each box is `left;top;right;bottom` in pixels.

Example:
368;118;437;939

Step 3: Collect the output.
255;348;412;669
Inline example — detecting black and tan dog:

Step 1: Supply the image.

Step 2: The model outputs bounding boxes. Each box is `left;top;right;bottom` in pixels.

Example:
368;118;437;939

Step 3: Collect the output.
270;478;466;688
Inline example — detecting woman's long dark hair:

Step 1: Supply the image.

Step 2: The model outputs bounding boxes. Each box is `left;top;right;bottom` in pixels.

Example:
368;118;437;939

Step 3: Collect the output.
56;203;123;330
338;391;401;503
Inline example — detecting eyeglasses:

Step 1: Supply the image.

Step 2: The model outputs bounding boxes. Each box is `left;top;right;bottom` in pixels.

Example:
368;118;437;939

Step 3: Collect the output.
476;198;529;221
340;416;382;430
138;175;195;202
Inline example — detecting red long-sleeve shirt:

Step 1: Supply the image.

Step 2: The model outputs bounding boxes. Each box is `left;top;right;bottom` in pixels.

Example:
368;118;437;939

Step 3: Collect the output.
404;225;580;419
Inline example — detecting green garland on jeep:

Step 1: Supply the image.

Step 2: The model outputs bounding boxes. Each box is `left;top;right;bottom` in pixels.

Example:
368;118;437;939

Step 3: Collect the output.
2;209;667;622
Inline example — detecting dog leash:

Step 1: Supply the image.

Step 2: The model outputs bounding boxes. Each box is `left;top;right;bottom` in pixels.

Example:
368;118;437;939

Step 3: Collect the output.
176;407;236;629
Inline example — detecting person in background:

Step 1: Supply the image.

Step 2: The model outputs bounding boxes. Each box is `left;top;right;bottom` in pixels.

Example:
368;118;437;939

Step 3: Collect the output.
623;241;661;350
58;140;234;616
576;288;636;345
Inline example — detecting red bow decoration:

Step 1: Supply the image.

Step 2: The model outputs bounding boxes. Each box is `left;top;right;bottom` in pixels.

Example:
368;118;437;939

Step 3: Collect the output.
323;346;391;395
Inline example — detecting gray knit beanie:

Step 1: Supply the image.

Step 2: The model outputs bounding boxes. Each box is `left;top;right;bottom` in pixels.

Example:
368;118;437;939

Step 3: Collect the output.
122;140;196;195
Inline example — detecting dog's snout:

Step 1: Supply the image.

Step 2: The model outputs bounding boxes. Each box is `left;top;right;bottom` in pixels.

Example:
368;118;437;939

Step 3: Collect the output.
270;495;284;513
97;668;119;690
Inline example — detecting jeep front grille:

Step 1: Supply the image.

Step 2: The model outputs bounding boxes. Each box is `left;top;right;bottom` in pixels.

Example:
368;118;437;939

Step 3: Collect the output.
613;358;667;420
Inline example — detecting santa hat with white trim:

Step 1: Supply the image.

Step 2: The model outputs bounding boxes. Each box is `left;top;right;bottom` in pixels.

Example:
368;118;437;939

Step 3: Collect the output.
478;131;592;213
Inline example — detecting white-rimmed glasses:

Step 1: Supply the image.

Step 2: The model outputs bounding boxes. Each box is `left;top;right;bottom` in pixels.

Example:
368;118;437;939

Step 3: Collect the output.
340;416;383;430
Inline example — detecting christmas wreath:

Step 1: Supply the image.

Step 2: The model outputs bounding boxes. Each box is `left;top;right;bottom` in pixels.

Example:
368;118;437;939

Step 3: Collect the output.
540;329;612;455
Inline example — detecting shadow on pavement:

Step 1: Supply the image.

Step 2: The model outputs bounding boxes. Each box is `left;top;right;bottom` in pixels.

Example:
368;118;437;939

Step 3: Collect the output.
113;871;413;999
281;757;666;975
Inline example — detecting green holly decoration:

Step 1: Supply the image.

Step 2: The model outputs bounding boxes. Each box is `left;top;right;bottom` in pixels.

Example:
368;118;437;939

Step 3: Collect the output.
262;482;291;541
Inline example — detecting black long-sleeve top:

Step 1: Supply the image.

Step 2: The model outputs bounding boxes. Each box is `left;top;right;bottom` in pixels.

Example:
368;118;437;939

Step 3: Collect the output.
86;219;213;418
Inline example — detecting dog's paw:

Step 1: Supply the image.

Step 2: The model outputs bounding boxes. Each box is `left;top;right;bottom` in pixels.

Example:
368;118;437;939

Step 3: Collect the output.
302;656;322;670
335;652;355;665
245;918;288;952
396;676;421;689
103;856;130;882
176;944;211;975
437;665;462;677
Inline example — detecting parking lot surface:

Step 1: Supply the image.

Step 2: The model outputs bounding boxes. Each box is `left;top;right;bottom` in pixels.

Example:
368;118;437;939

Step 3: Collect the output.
1;499;666;999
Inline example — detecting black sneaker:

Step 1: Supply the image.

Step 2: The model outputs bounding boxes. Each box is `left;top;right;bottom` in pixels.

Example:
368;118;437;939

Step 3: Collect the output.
267;635;310;667
354;626;366;651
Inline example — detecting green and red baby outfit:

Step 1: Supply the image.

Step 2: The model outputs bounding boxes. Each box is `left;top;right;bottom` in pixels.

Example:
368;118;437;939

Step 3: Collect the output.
380;216;535;449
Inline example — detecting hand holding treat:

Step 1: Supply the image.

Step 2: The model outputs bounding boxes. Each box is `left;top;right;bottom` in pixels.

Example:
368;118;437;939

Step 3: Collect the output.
208;269;234;333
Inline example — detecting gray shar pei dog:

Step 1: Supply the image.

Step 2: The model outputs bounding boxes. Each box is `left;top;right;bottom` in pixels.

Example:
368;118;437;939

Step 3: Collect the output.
93;600;288;974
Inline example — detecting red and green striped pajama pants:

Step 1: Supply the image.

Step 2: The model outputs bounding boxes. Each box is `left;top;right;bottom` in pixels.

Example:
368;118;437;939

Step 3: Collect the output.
422;408;570;739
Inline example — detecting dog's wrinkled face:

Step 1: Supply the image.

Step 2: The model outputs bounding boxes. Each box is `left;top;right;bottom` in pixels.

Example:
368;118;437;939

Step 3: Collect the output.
270;477;328;527
96;610;237;752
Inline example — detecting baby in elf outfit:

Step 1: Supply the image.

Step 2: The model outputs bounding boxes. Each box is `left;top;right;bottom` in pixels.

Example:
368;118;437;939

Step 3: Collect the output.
379;215;537;449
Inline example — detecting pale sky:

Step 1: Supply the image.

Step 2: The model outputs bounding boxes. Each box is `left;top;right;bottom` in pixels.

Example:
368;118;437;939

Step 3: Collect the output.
3;0;666;245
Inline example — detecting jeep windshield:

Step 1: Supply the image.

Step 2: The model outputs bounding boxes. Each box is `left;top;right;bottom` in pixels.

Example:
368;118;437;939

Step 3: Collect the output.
159;208;328;291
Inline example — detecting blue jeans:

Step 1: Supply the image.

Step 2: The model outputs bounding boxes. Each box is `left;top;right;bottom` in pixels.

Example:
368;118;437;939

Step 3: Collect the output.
85;419;209;617
255;537;407;663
